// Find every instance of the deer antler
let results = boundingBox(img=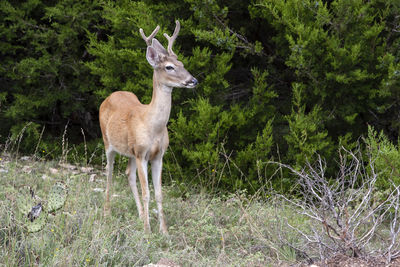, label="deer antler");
[139,25,160,46]
[163,20,180,57]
